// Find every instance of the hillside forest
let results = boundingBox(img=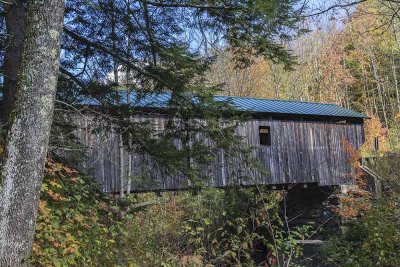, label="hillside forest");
[1,0,400,266]
[208,1,400,155]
